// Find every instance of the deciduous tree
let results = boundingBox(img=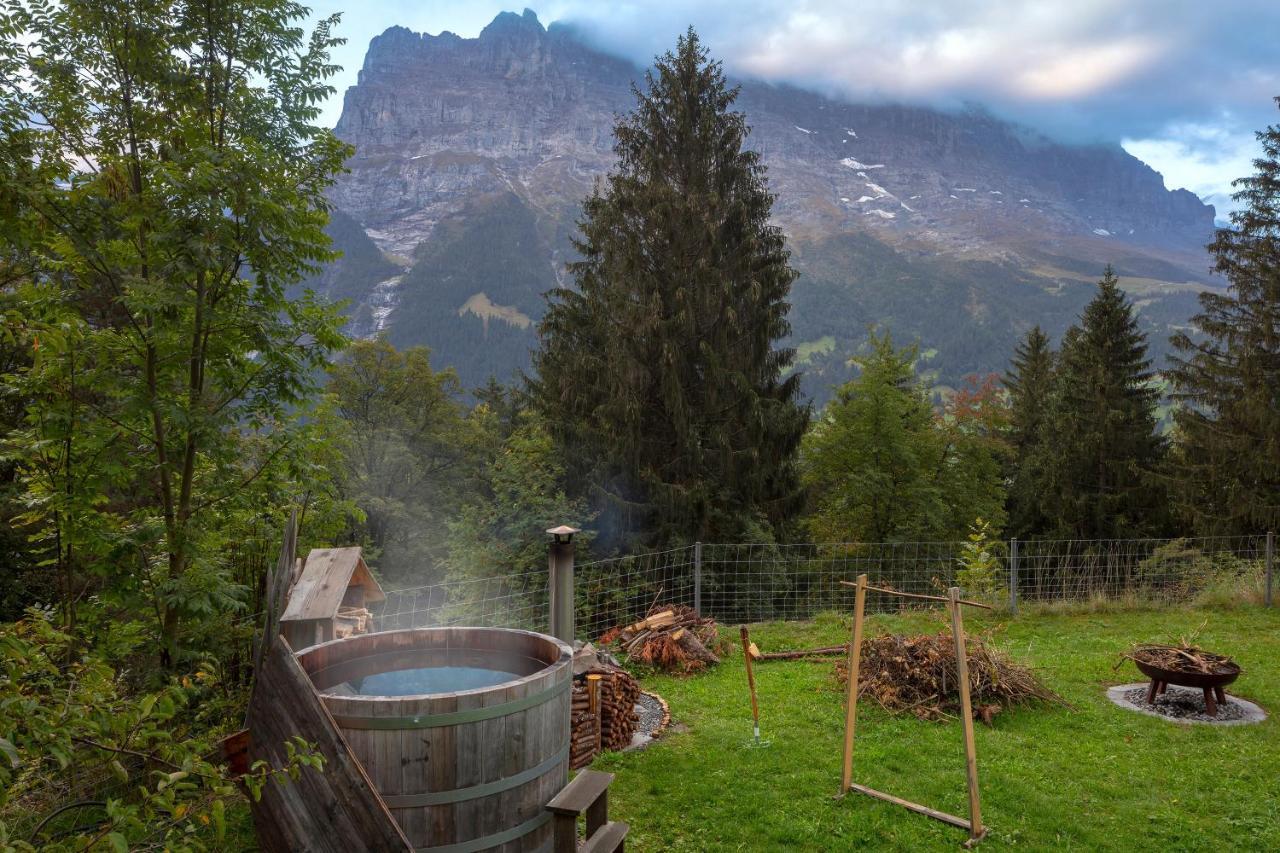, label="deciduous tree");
[0,0,349,662]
